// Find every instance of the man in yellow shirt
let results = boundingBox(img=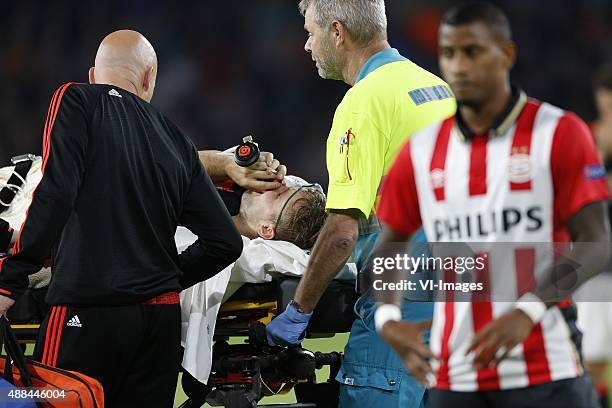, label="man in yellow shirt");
[266,1,456,406]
